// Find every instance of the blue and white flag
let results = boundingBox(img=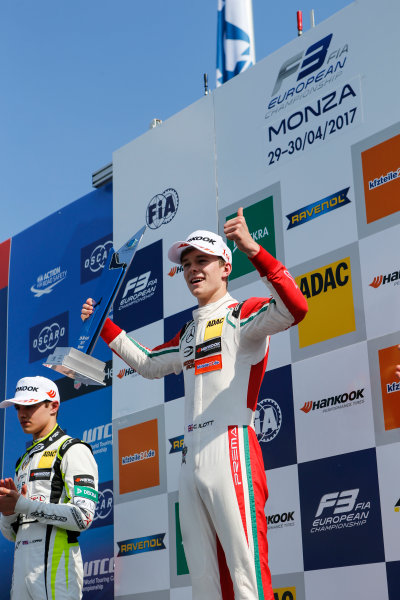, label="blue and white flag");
[216,0,256,87]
